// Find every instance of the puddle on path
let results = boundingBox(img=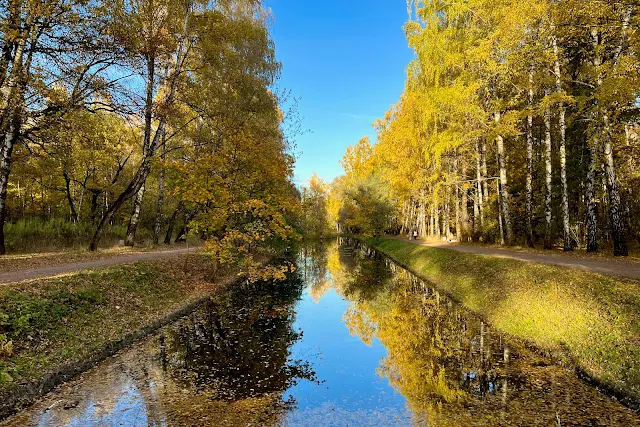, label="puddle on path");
[2,240,639,426]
